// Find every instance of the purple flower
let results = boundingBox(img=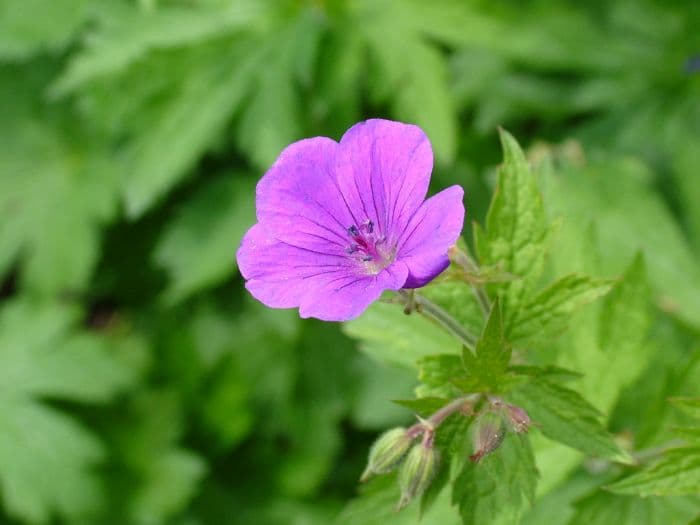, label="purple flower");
[236,119,465,321]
